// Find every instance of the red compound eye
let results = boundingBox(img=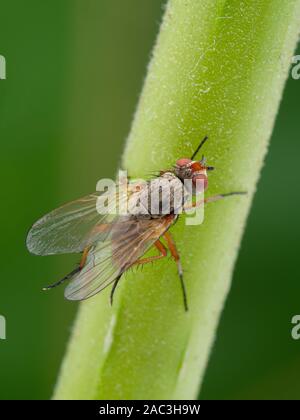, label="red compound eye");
[192,174,208,191]
[176,158,192,167]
